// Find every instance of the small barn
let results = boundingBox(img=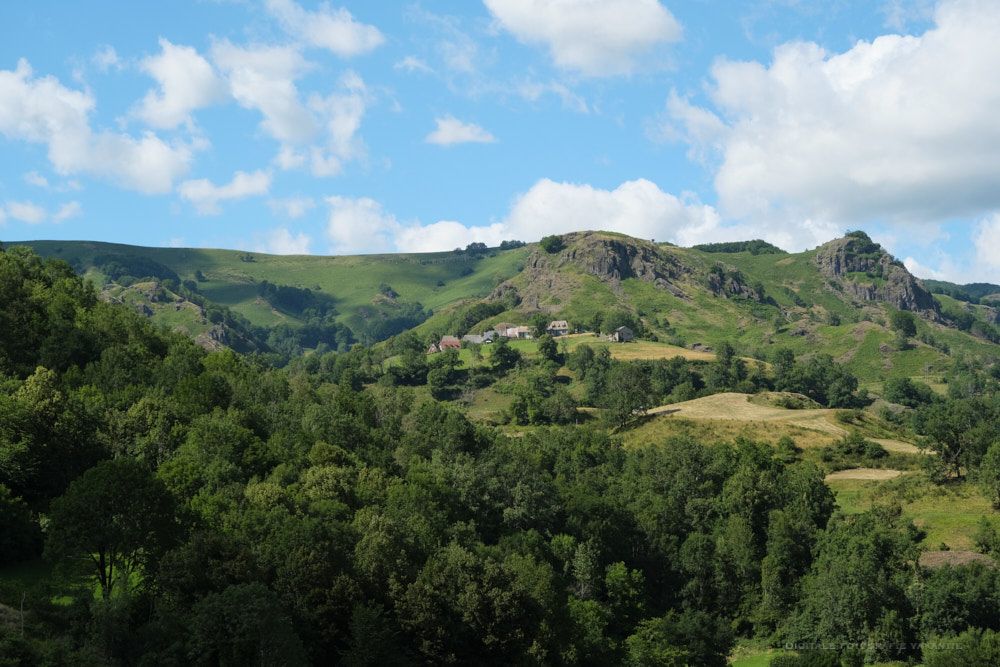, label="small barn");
[611,326,634,343]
